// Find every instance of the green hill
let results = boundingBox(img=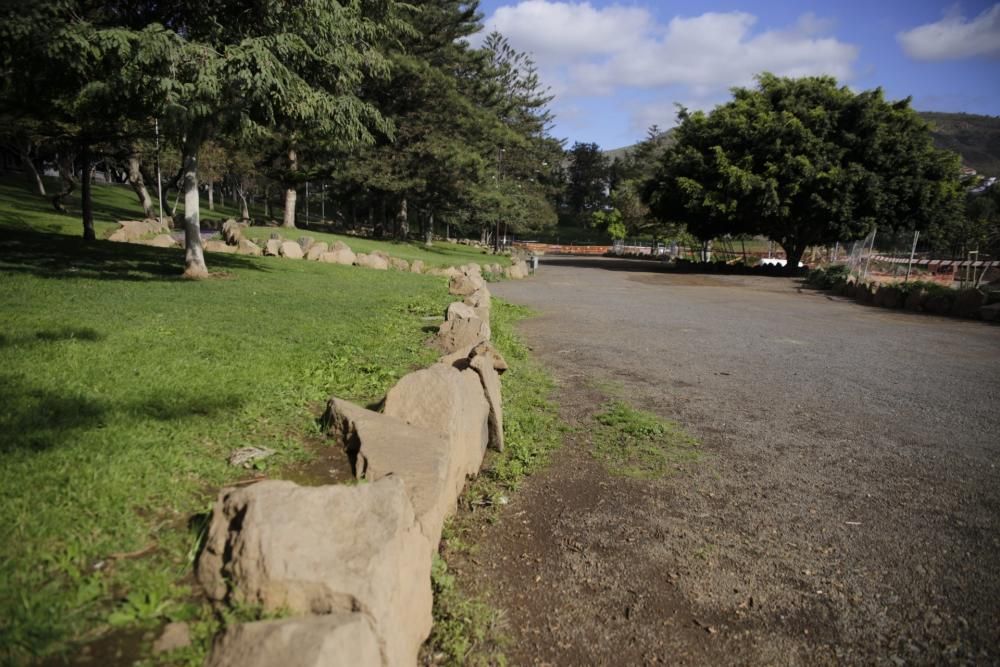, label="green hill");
[604,112,1000,176]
